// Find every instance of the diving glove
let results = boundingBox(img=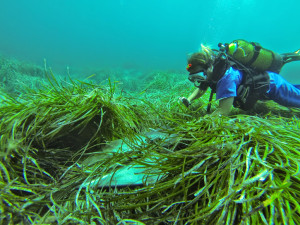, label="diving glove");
[179,97,191,107]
